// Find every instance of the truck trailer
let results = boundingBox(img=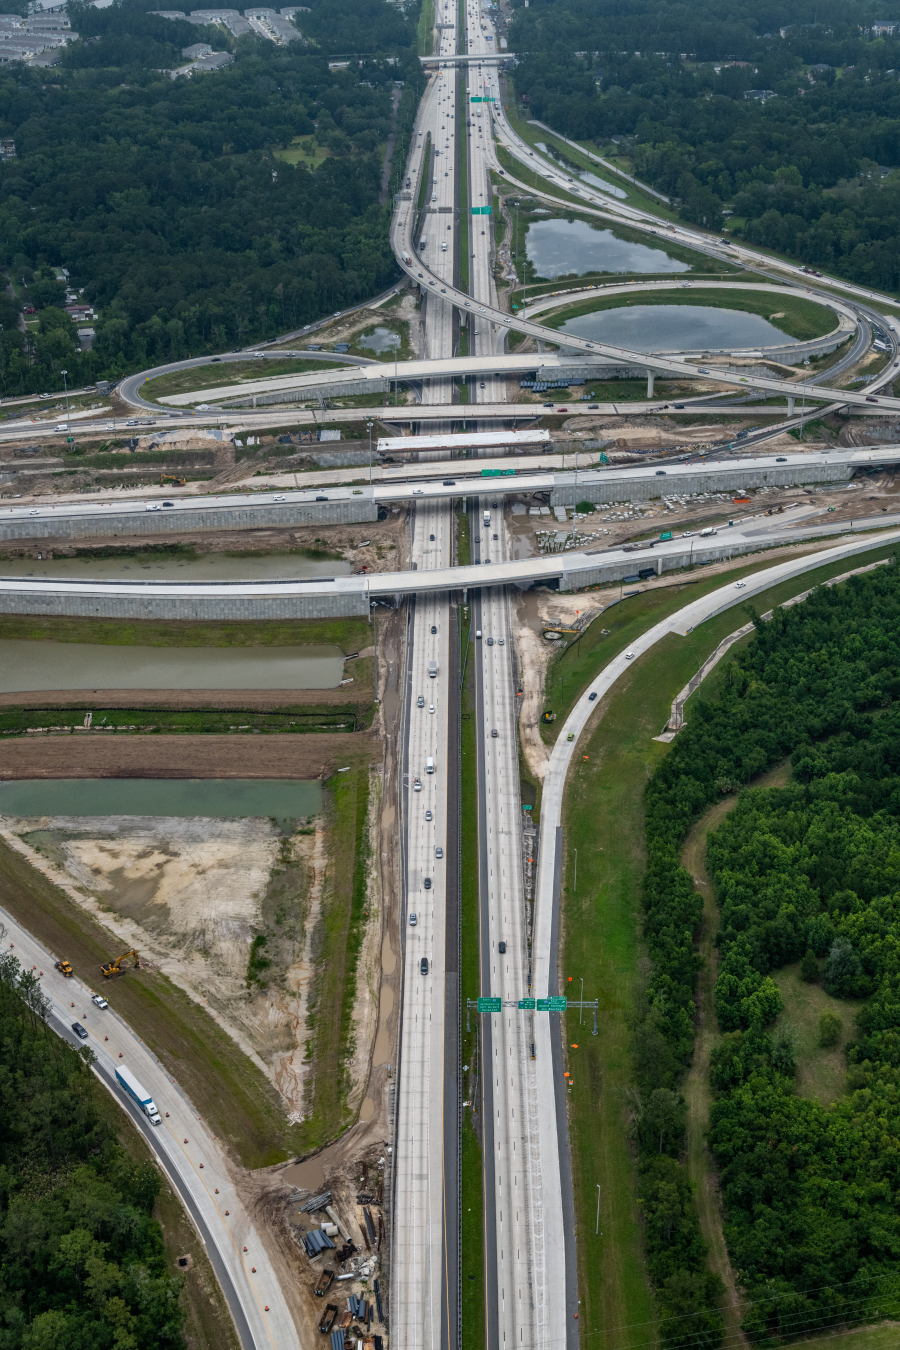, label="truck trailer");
[115,1065,162,1125]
